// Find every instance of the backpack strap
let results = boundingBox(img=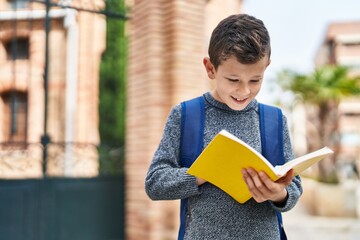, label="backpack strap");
[259,103,287,240]
[180,96,205,168]
[259,103,284,166]
[178,96,205,240]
